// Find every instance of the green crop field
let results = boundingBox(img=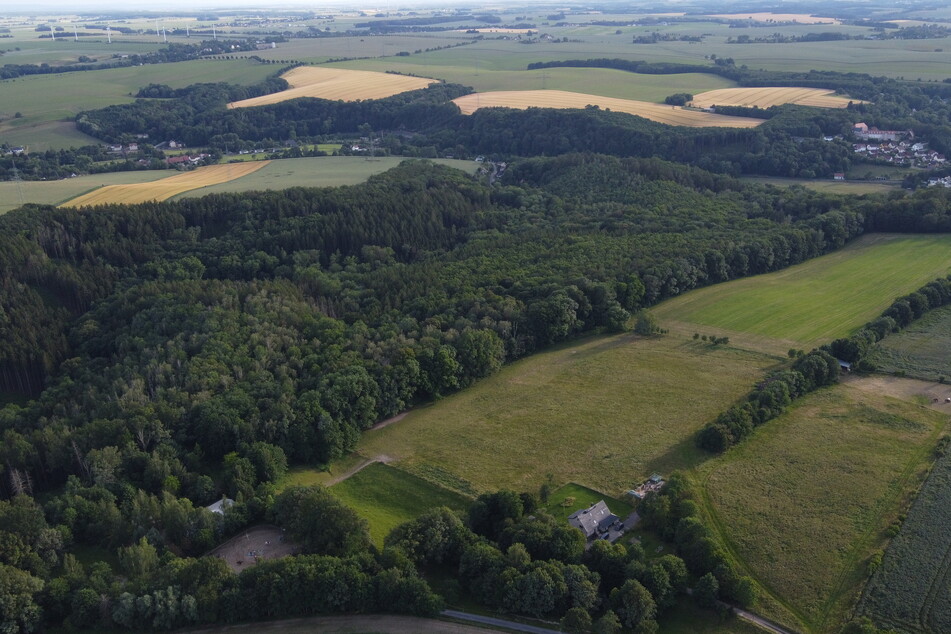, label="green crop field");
[173,157,479,197]
[0,169,175,214]
[0,121,101,152]
[354,332,777,497]
[695,382,947,633]
[857,442,951,633]
[328,462,470,547]
[866,305,951,381]
[0,59,278,147]
[653,234,951,353]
